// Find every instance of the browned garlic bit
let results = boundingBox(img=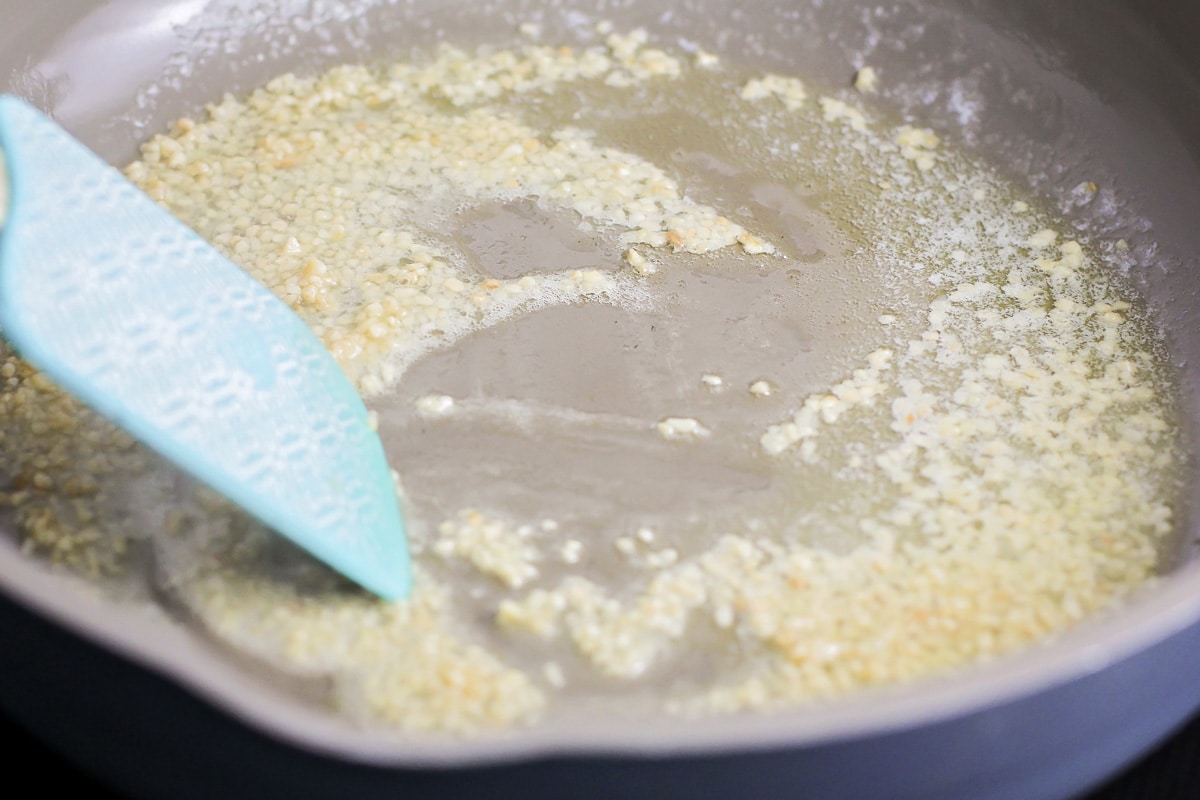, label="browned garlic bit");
[0,20,1182,734]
